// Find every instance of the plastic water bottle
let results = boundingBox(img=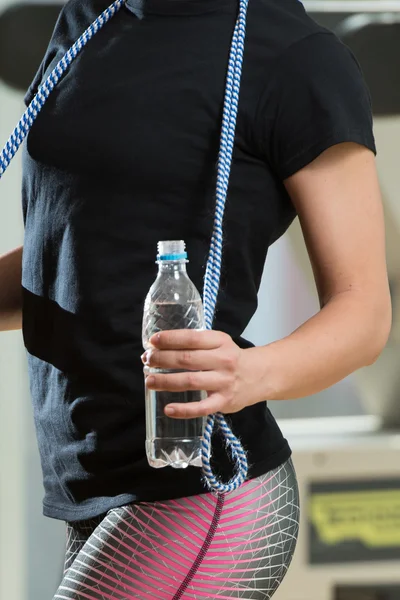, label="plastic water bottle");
[142,240,207,469]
